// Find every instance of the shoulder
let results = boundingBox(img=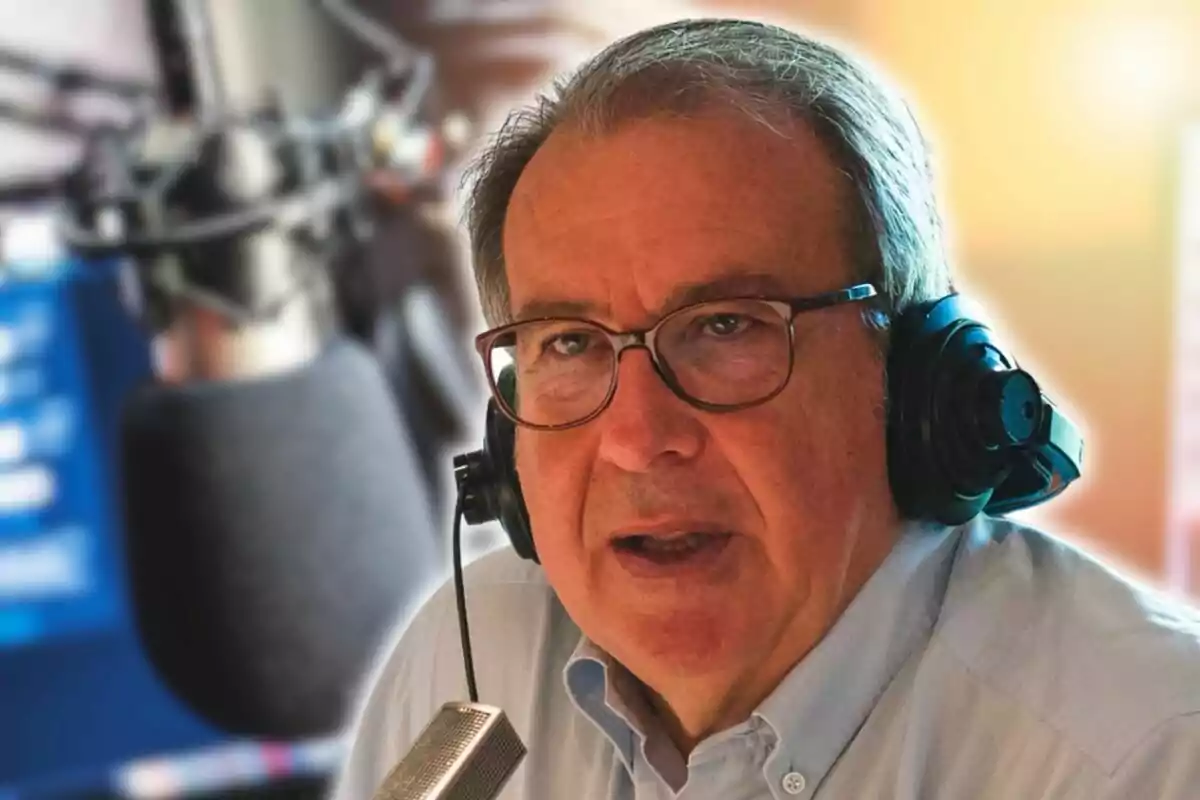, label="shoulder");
[329,546,578,799]
[933,516,1200,775]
